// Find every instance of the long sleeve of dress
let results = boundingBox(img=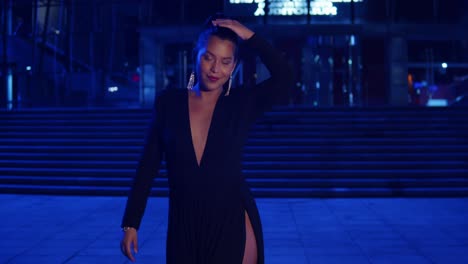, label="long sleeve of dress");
[121,93,165,230]
[244,33,294,121]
